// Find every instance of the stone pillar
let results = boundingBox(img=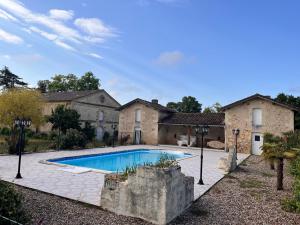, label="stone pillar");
[101,166,194,225]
